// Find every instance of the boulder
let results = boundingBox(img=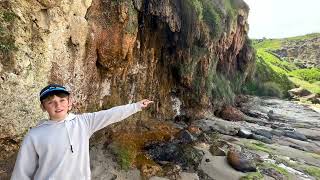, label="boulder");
[237,128,253,138]
[288,87,312,97]
[303,94,320,104]
[227,149,257,173]
[177,130,197,144]
[220,106,245,121]
[199,155,245,180]
[146,143,204,170]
